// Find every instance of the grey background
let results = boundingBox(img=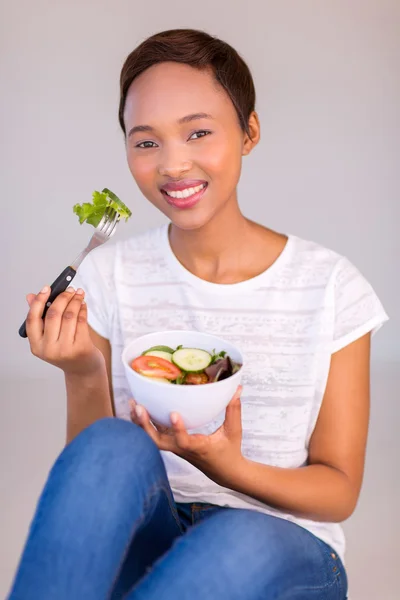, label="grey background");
[1,1,398,598]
